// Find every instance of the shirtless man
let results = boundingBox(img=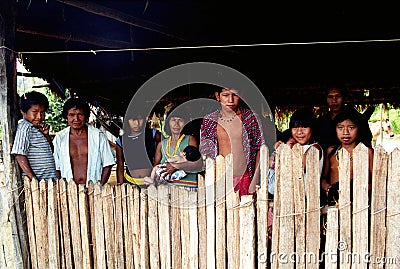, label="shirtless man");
[200,88,265,196]
[53,98,115,185]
